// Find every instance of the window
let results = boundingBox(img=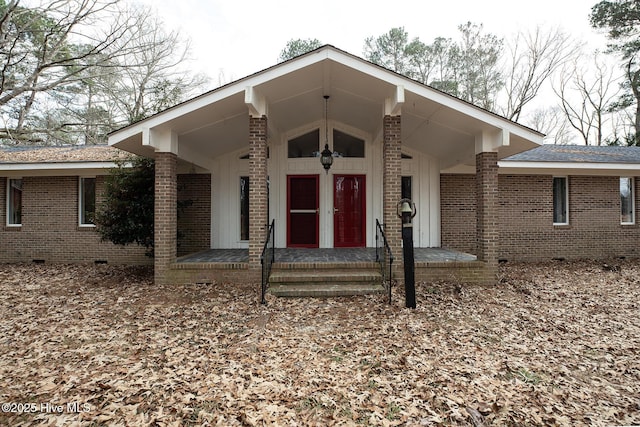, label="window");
[333,129,365,157]
[402,176,412,200]
[553,177,568,225]
[240,176,249,240]
[7,178,22,226]
[620,177,635,225]
[79,177,96,226]
[288,129,319,158]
